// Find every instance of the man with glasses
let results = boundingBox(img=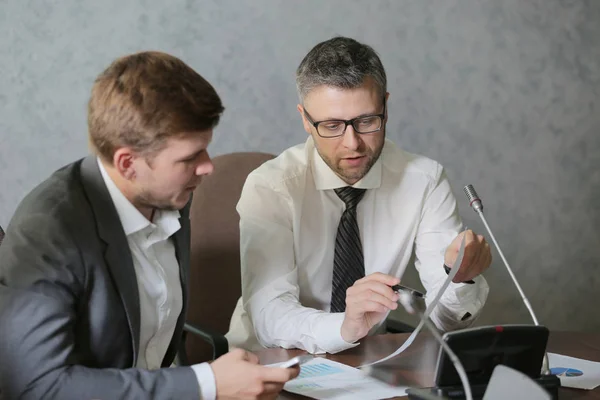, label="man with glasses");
[226,37,492,353]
